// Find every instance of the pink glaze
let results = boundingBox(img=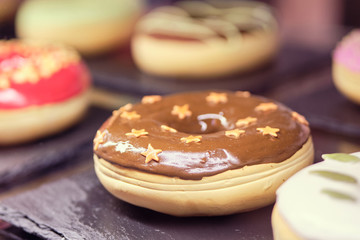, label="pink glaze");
[333,30,360,72]
[0,47,90,109]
